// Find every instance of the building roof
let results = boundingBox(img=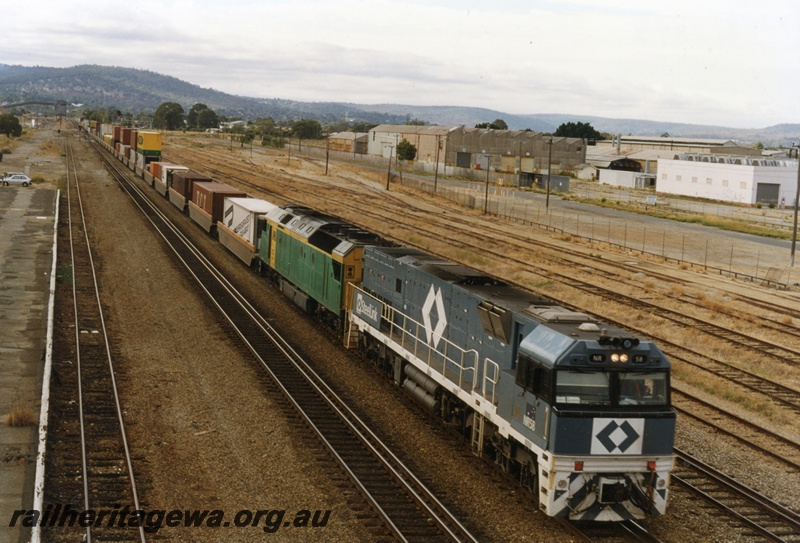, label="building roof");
[370,124,456,136]
[586,146,688,168]
[666,154,798,168]
[328,131,367,141]
[604,135,739,146]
